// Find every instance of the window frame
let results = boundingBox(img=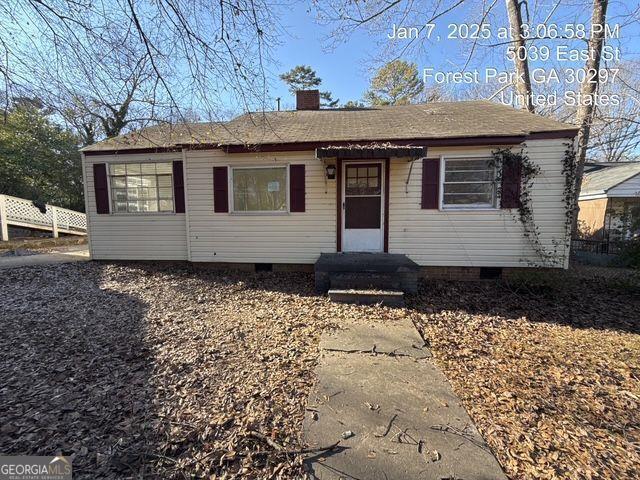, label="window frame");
[106,160,177,215]
[344,163,382,197]
[439,155,499,211]
[229,164,290,215]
